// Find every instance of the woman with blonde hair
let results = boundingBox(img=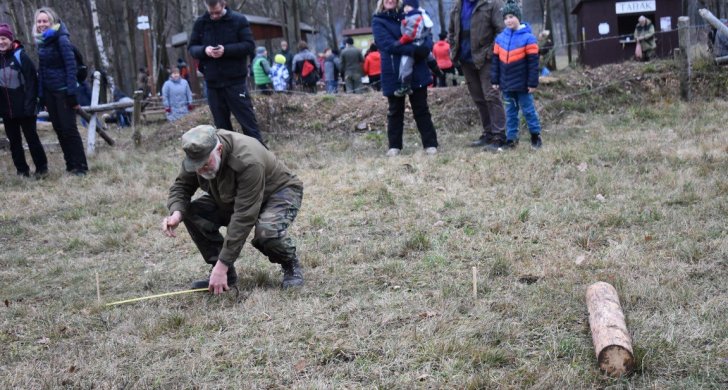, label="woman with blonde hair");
[372,0,438,157]
[34,7,88,176]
